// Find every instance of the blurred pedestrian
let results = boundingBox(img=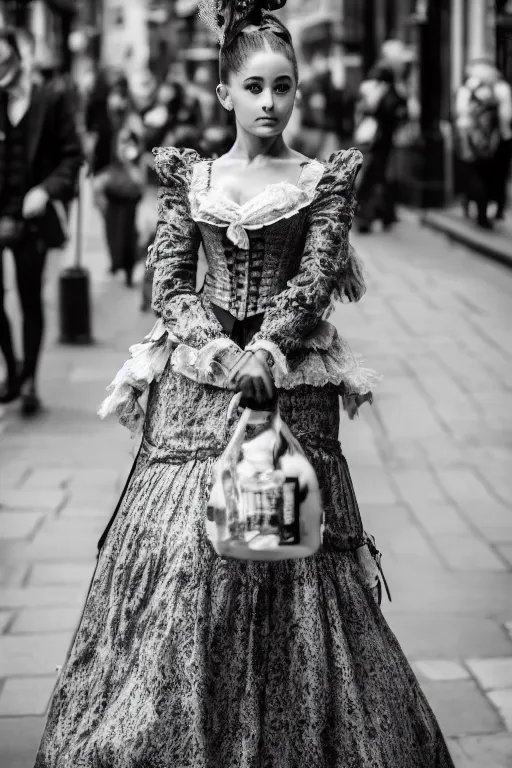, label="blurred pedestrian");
[491,70,512,220]
[144,79,202,153]
[379,40,418,225]
[454,59,501,229]
[88,73,145,286]
[0,27,82,414]
[140,77,205,312]
[354,63,407,233]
